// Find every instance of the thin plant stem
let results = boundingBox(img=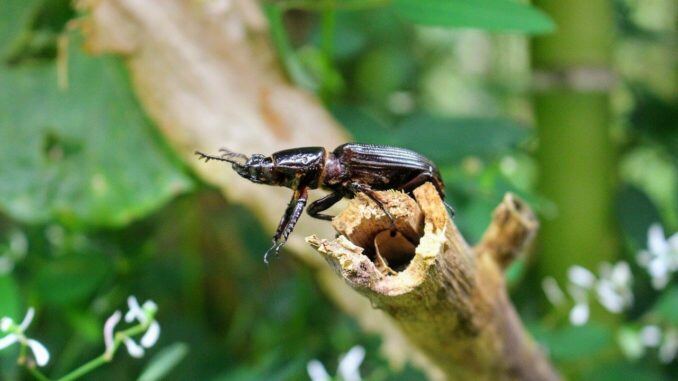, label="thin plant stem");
[22,317,155,381]
[55,323,151,381]
[27,367,50,381]
[56,355,108,381]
